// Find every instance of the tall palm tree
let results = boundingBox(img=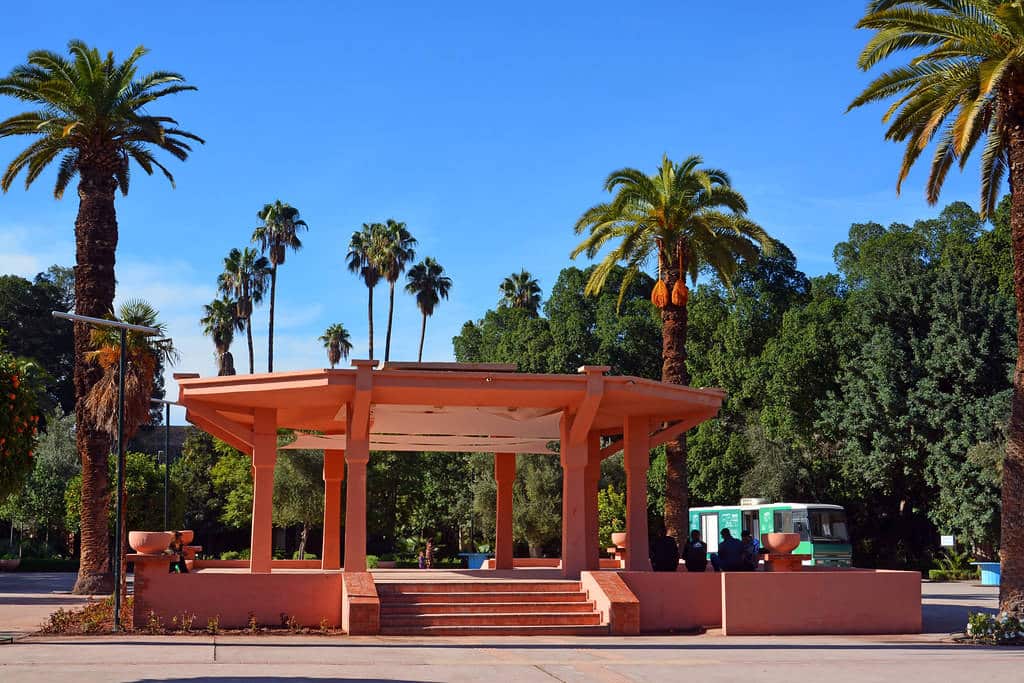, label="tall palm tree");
[571,154,773,549]
[848,0,1024,619]
[0,41,201,594]
[500,270,542,315]
[84,299,177,601]
[405,258,453,362]
[218,247,271,374]
[378,219,417,363]
[319,323,354,369]
[201,296,242,376]
[252,201,307,373]
[347,223,385,360]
